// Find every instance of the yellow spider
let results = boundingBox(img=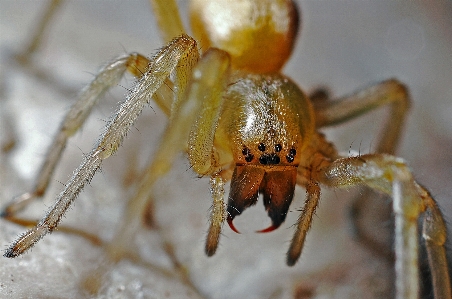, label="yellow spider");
[1,1,450,298]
